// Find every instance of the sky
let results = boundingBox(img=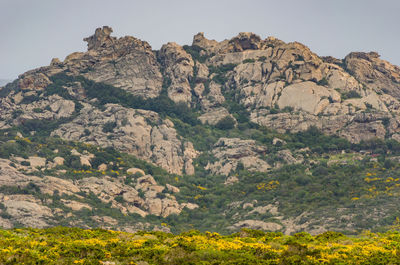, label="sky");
[1,0,399,80]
